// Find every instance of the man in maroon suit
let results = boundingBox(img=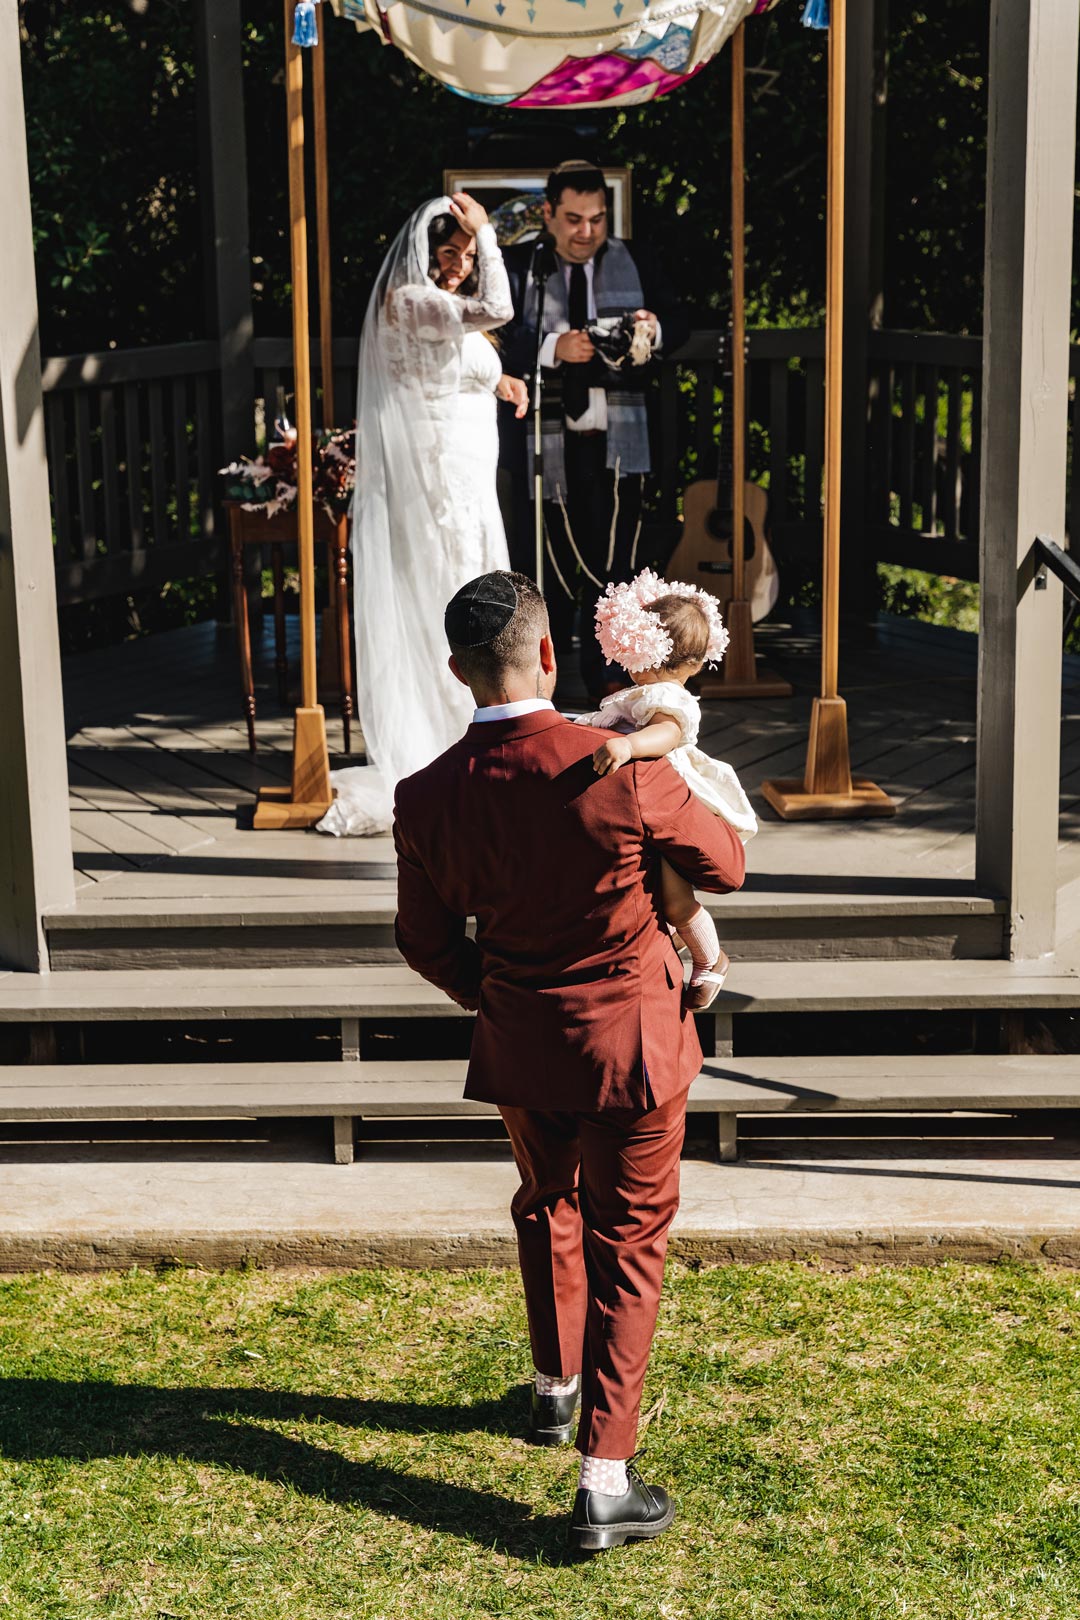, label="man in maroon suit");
[394,570,745,1551]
